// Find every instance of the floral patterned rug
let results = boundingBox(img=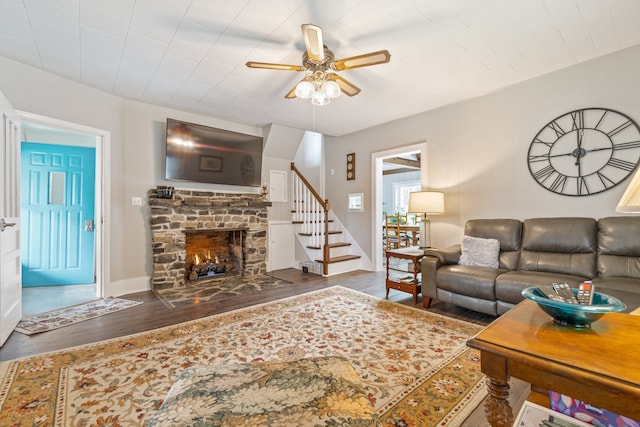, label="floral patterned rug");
[0,286,486,426]
[15,297,142,335]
